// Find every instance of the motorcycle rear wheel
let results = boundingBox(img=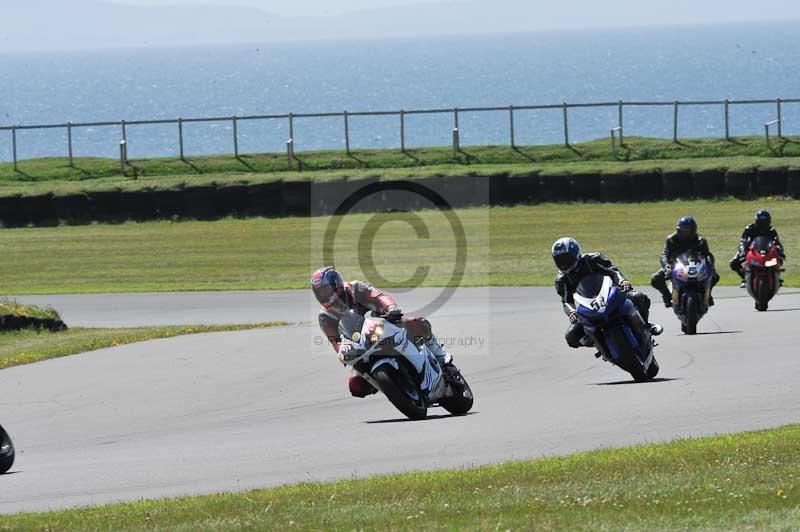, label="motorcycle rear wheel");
[0,425,14,475]
[372,366,428,421]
